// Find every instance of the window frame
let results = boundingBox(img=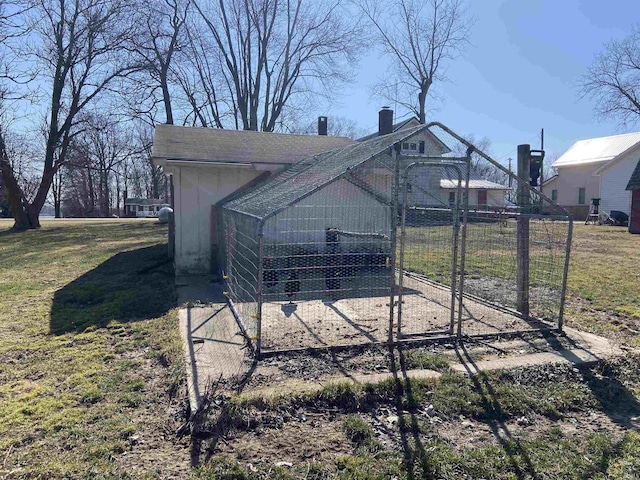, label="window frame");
[578,187,586,205]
